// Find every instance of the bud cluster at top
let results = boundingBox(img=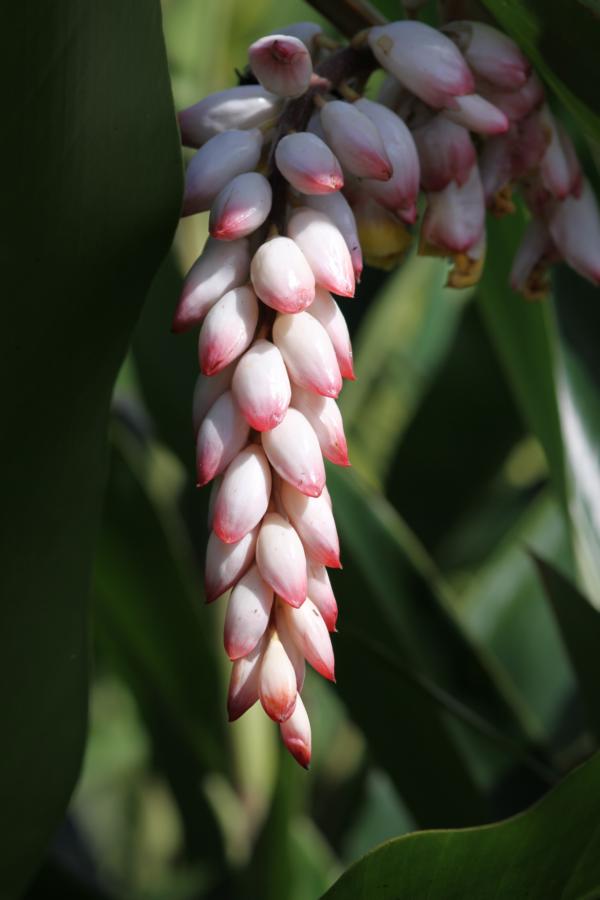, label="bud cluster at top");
[173,14,600,768]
